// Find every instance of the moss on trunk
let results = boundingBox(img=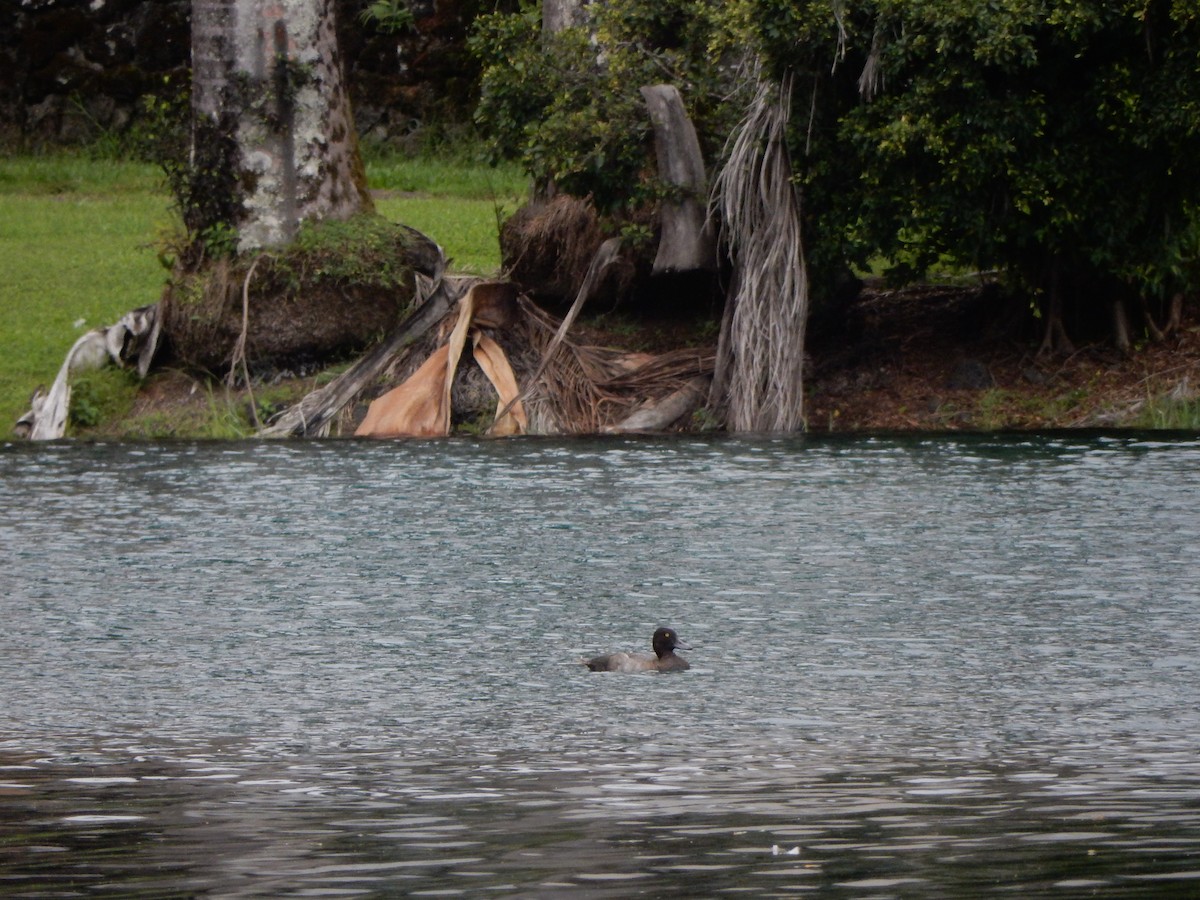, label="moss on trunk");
[161,214,441,374]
